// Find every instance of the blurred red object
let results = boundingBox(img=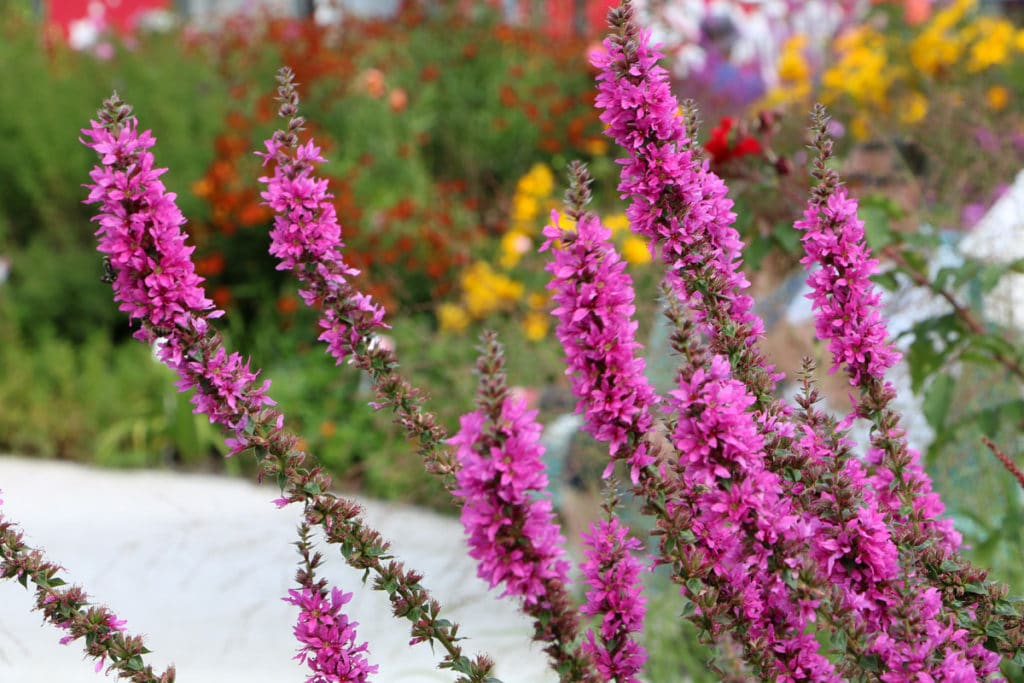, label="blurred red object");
[705,116,762,163]
[46,0,170,42]
[508,0,618,38]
